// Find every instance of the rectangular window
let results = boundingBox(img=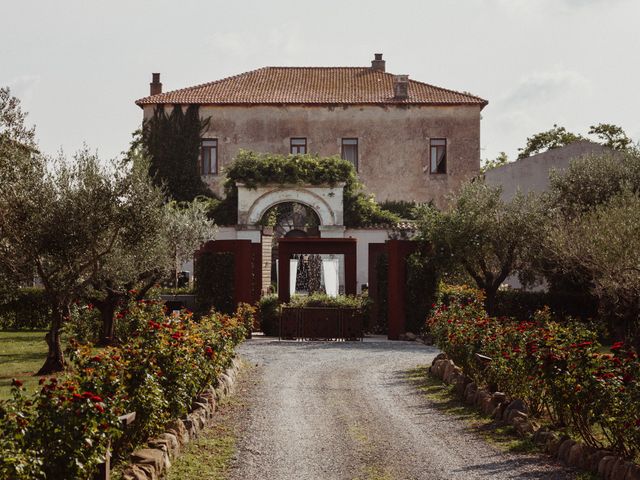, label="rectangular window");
[341,138,358,171]
[290,137,307,154]
[430,138,447,174]
[200,139,218,175]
